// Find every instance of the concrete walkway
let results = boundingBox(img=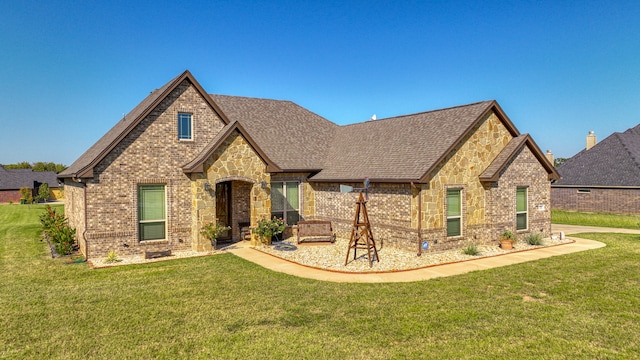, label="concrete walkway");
[226,234,607,283]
